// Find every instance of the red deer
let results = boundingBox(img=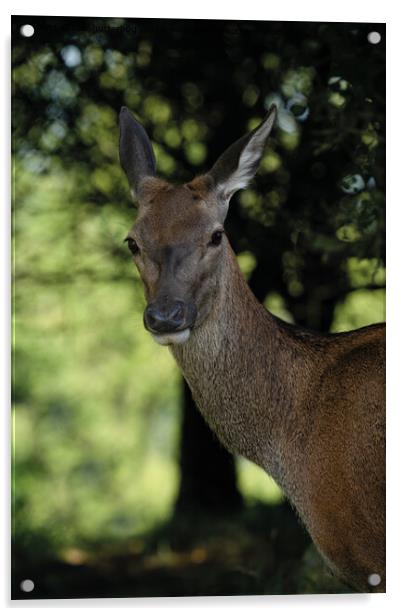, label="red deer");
[119,105,385,592]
